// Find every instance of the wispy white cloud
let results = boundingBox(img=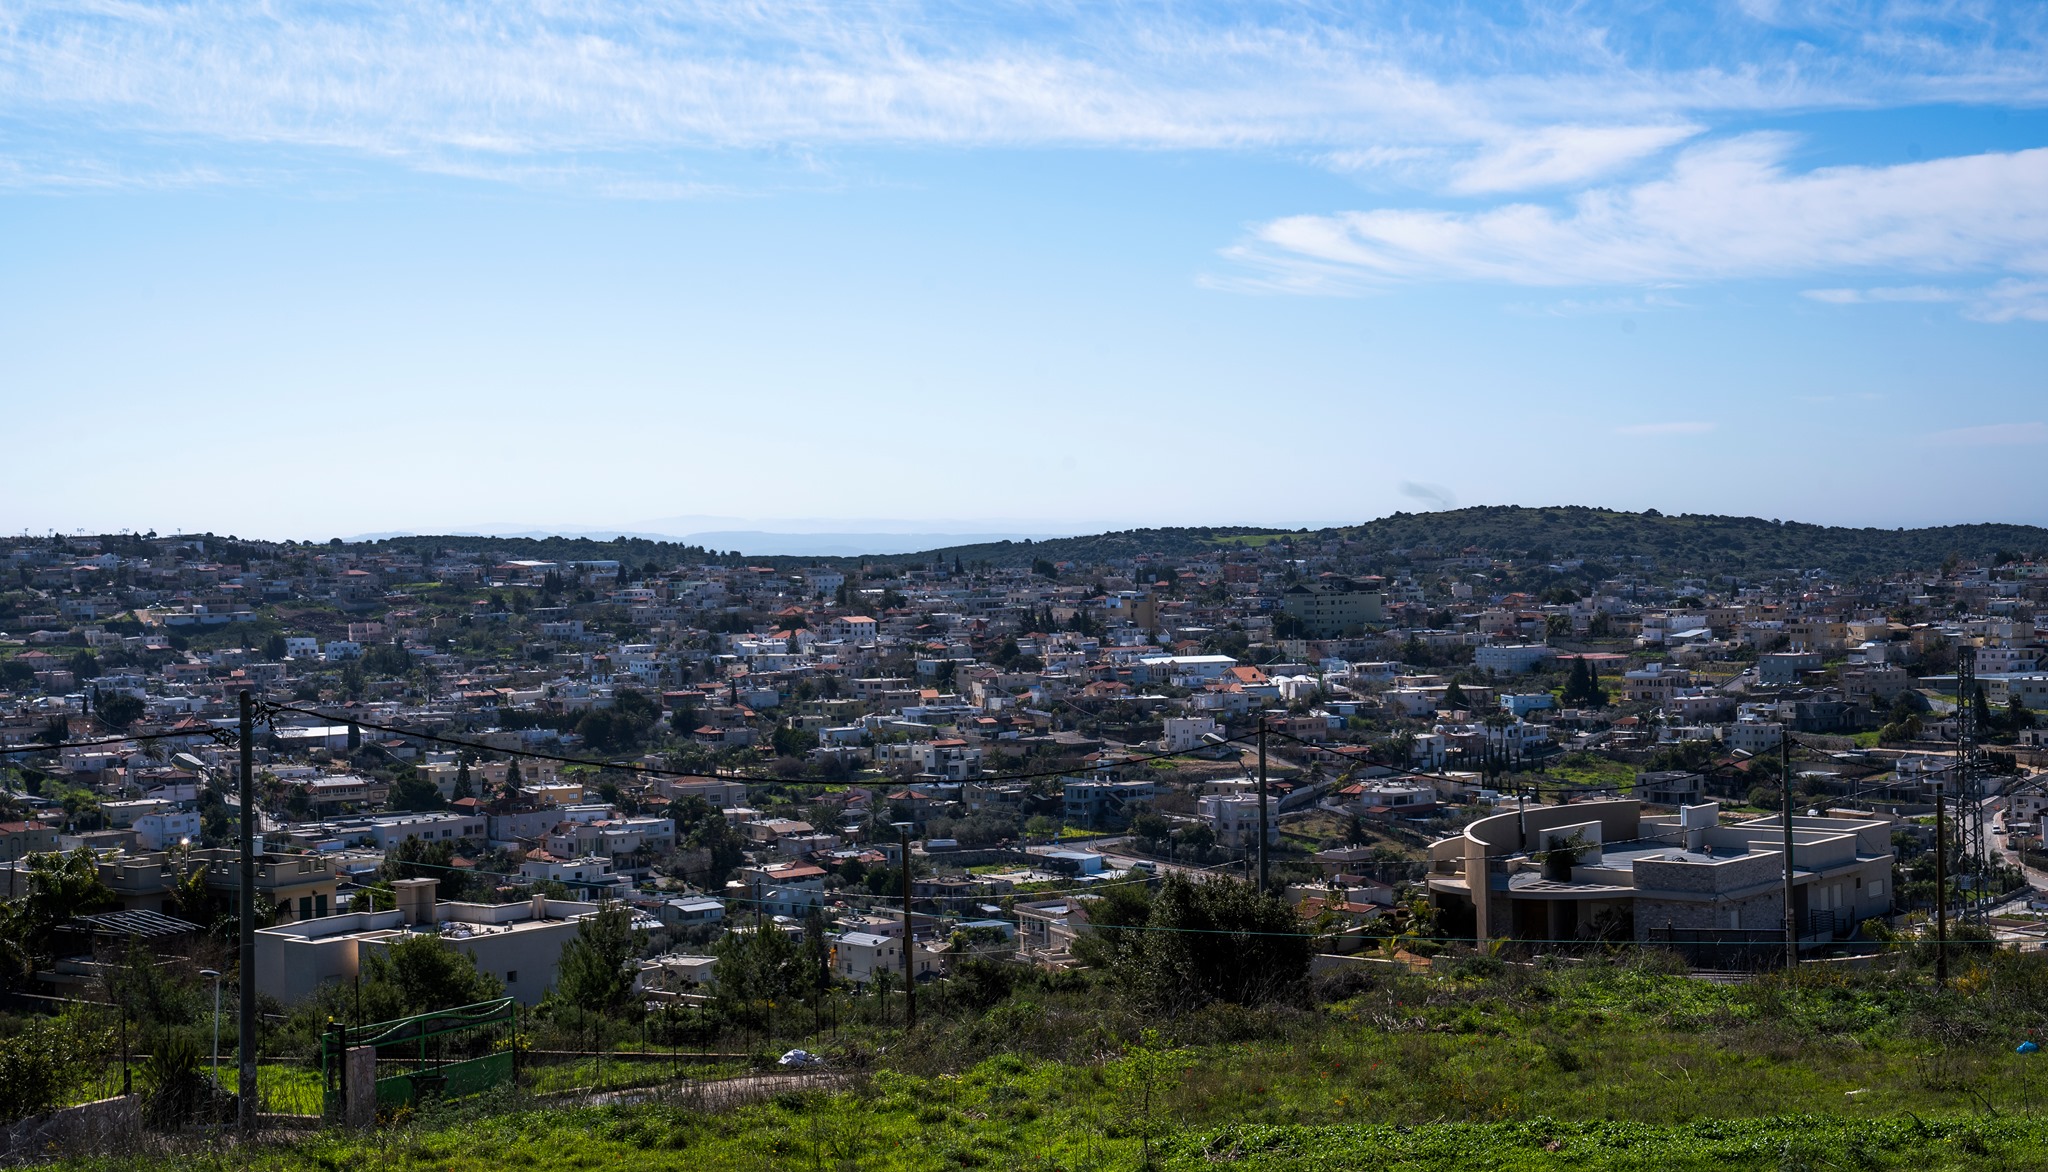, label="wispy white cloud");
[0,2,2045,192]
[1615,421,1716,436]
[1801,286,1965,304]
[1449,123,1702,194]
[1227,137,2048,297]
[1507,291,1689,316]
[1804,280,2048,321]
[1924,421,2048,446]
[1317,146,1445,176]
[0,6,1490,159]
[1965,280,2048,323]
